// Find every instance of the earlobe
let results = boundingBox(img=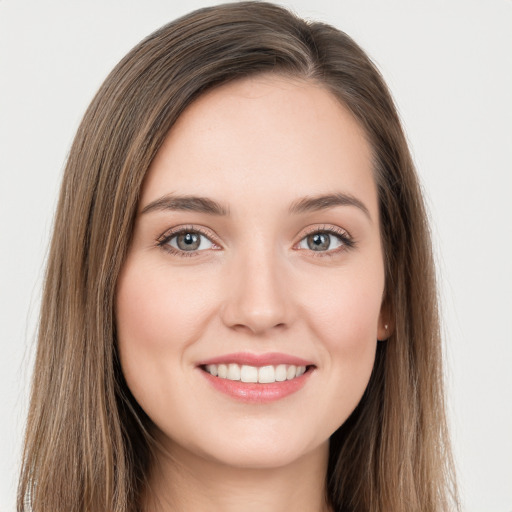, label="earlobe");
[377,322,390,342]
[377,302,394,341]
